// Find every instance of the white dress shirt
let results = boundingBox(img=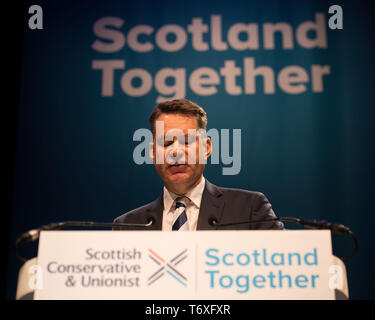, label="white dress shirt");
[162,177,206,231]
